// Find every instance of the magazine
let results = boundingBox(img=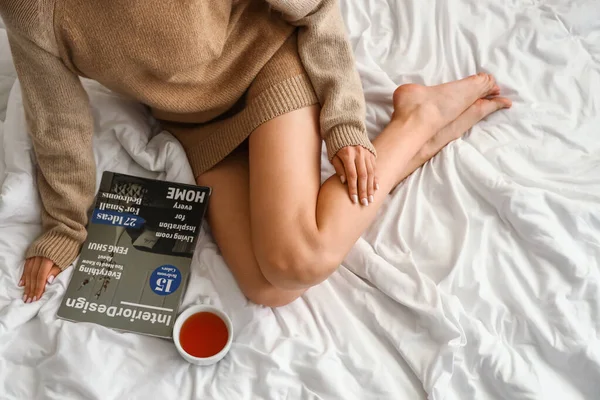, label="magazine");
[56,171,211,339]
